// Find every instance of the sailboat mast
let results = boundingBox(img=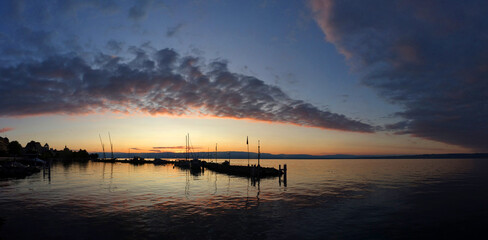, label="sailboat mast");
[215,143,218,163]
[99,134,106,160]
[247,136,249,166]
[257,140,260,167]
[188,133,193,159]
[108,132,114,159]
